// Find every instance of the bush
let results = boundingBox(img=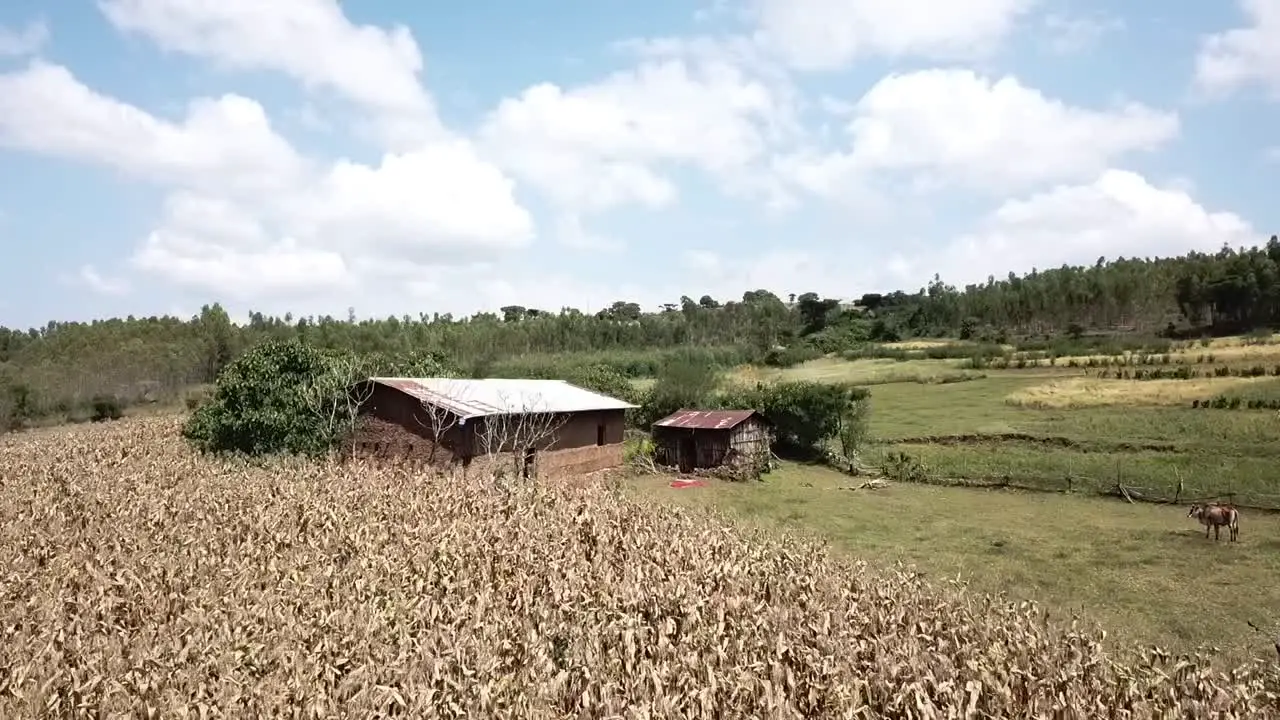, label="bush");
[182,386,214,411]
[183,340,340,456]
[762,345,823,368]
[757,381,869,459]
[568,364,640,404]
[636,352,721,427]
[89,395,123,422]
[713,380,870,461]
[184,341,456,456]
